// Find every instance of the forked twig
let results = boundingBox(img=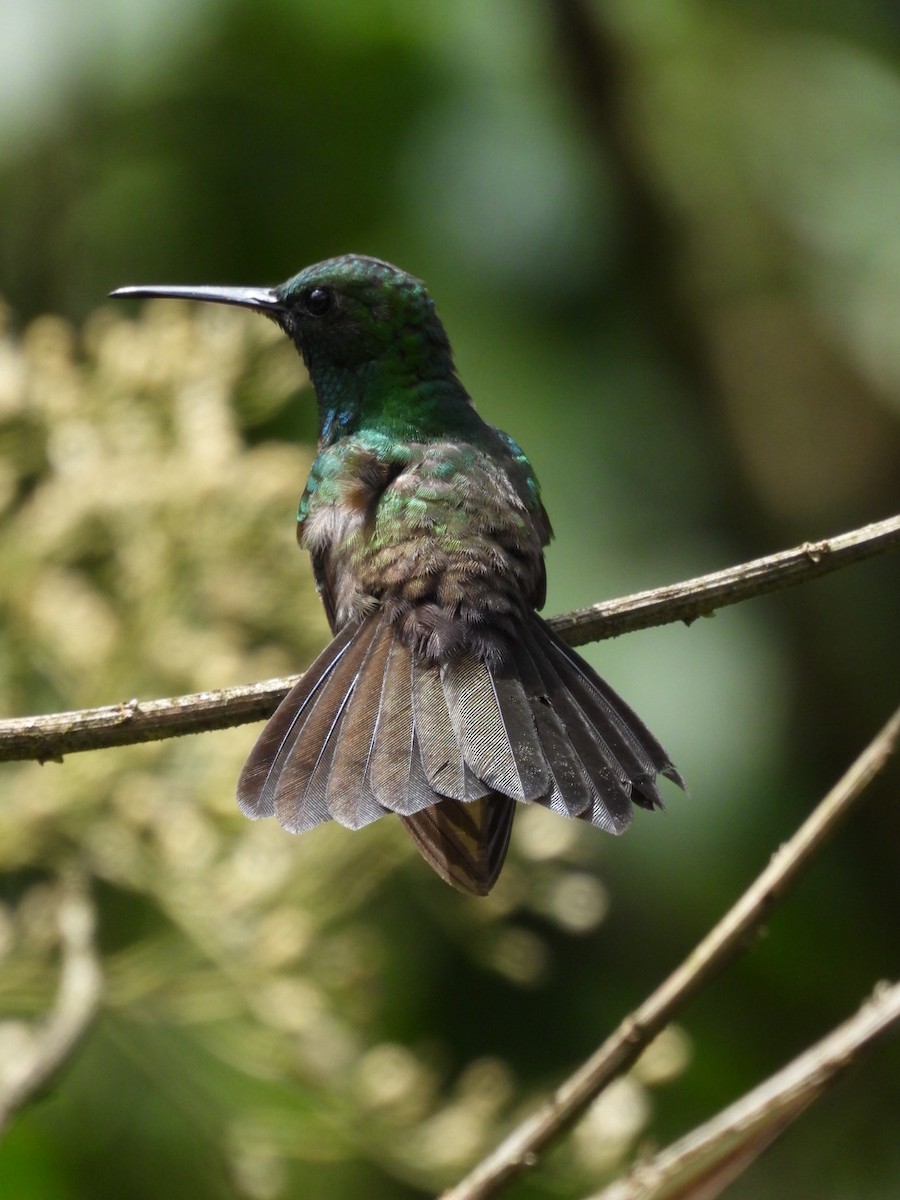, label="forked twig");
[439,708,900,1200]
[587,981,900,1200]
